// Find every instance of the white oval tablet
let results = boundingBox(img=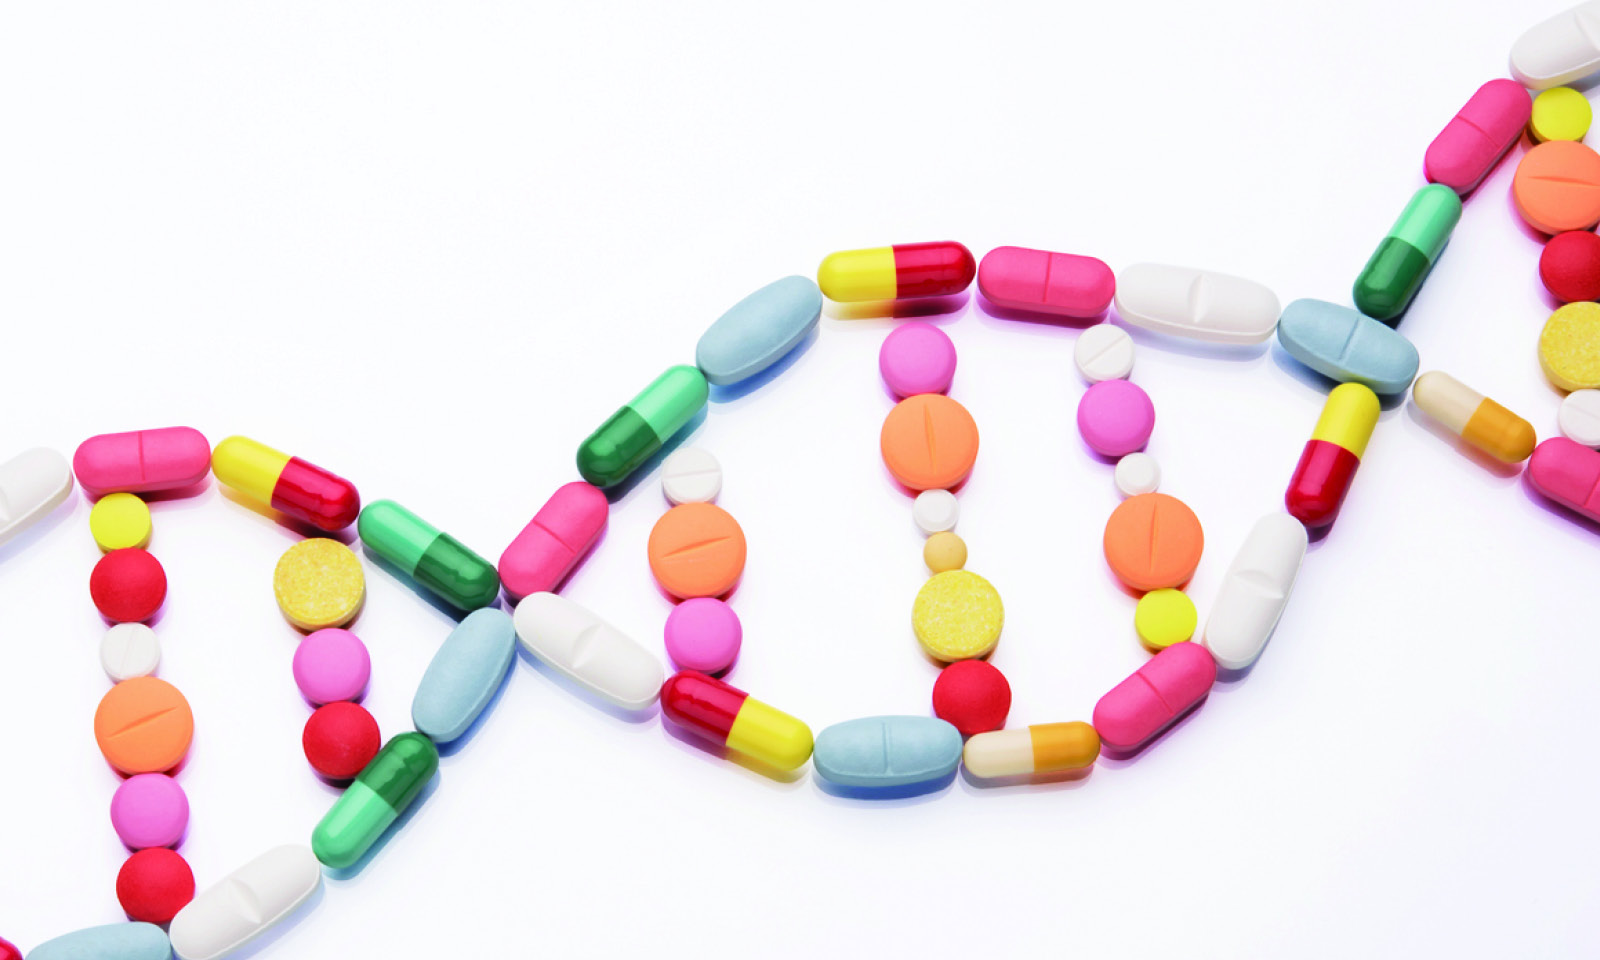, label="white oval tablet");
[1202,512,1308,671]
[1558,388,1600,447]
[513,592,664,710]
[1113,453,1161,497]
[661,447,722,505]
[168,844,321,960]
[101,623,161,681]
[1512,1,1600,90]
[0,447,73,548]
[912,489,959,534]
[1073,323,1135,382]
[1113,264,1281,344]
